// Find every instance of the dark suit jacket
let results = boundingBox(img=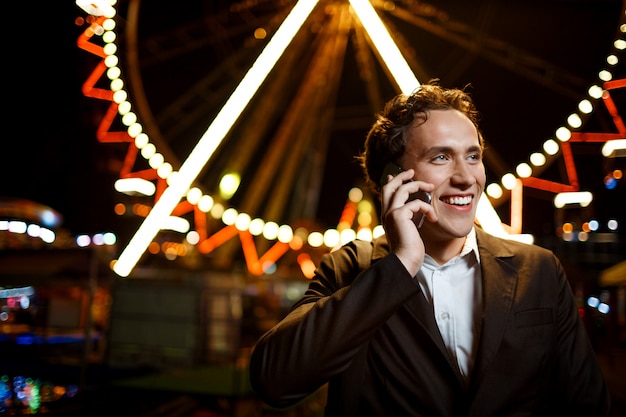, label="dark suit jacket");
[249,228,611,416]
